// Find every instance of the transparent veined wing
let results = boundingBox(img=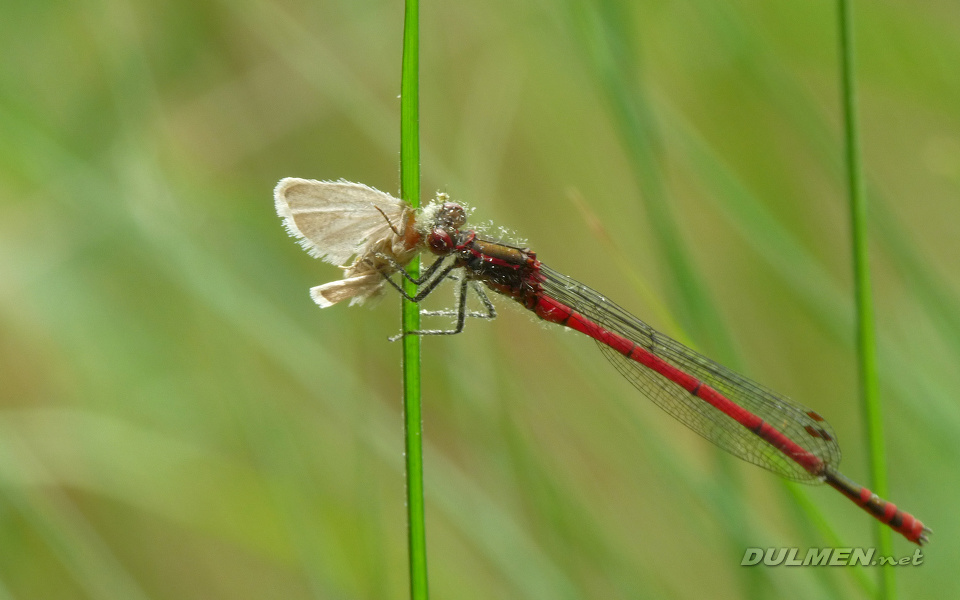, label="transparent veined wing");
[539,264,840,482]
